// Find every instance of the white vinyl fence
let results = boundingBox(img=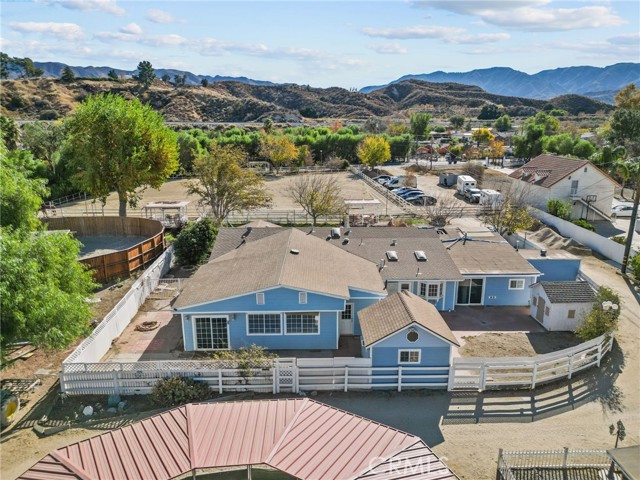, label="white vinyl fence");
[498,448,612,480]
[63,247,175,365]
[532,208,625,263]
[448,333,613,391]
